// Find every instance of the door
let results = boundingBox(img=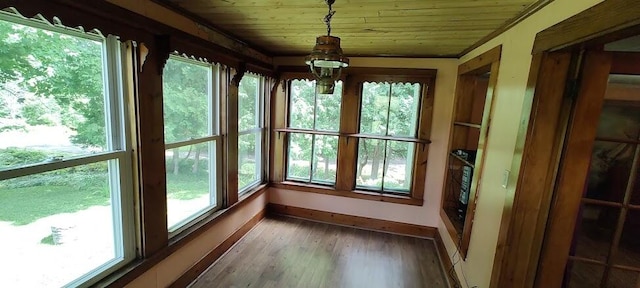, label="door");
[536,49,640,287]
